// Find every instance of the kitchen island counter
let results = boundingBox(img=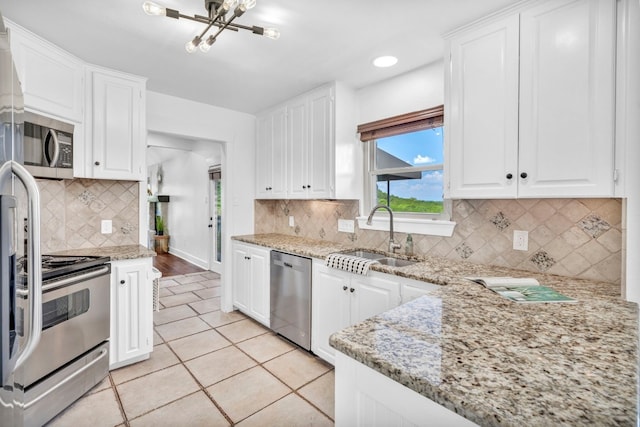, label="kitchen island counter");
[234,233,638,425]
